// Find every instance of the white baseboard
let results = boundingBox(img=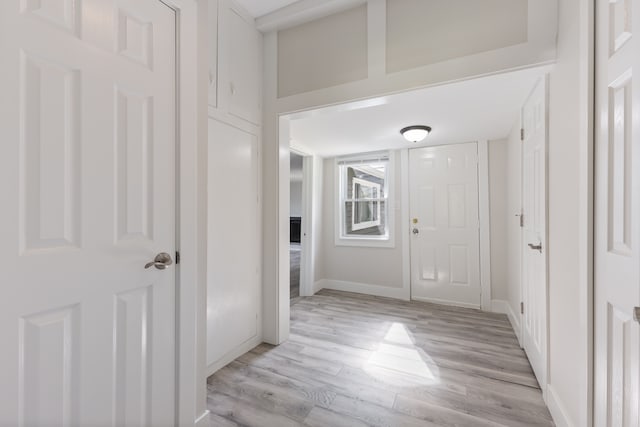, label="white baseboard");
[313,279,324,294]
[206,334,262,377]
[546,384,574,427]
[195,410,210,427]
[491,299,522,345]
[316,279,410,300]
[411,295,480,309]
